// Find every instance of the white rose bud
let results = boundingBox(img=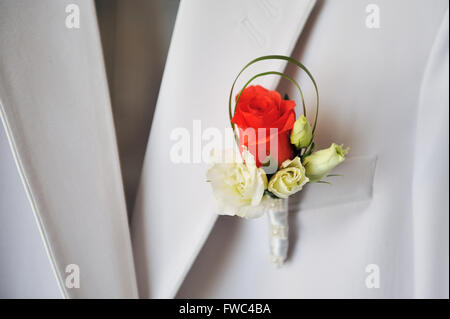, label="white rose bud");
[268,157,309,199]
[290,115,313,149]
[303,143,349,182]
[207,148,268,219]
